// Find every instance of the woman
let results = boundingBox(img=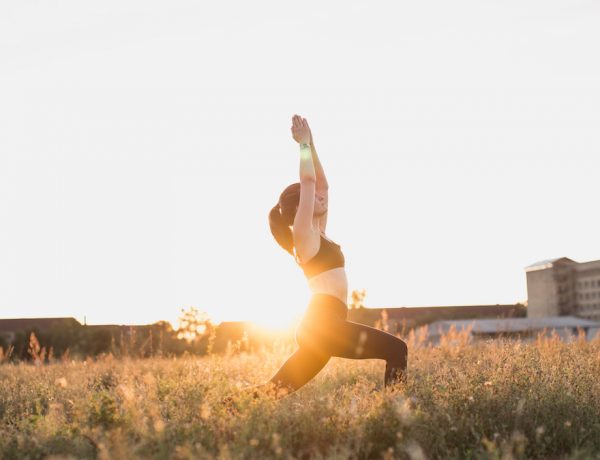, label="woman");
[254,115,408,399]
